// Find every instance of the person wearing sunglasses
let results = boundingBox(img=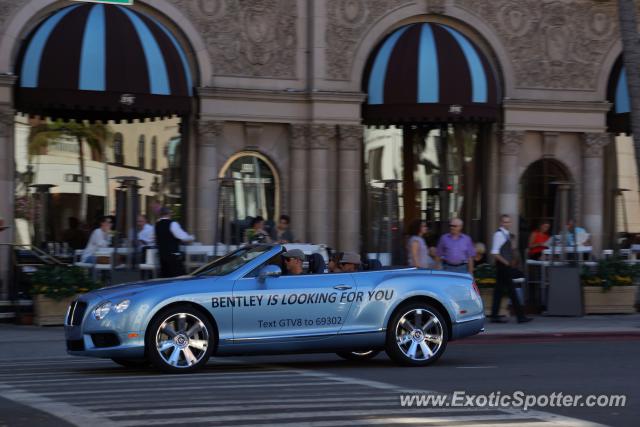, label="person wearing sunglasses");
[435,218,475,274]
